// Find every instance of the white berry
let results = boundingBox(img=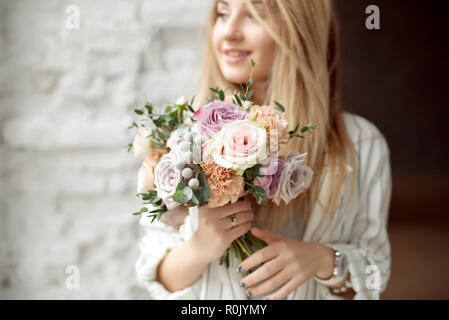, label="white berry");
[182,167,193,179]
[188,178,200,189]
